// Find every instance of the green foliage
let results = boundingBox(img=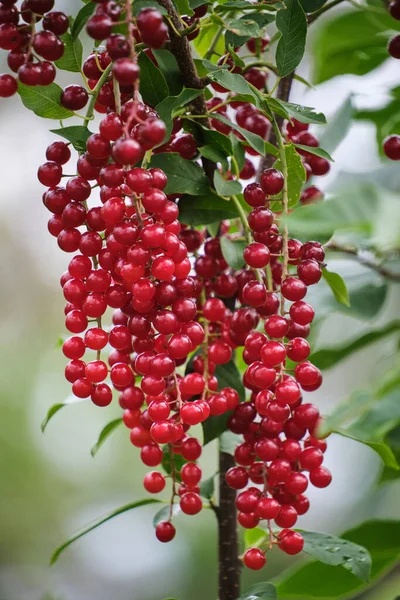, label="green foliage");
[220,237,246,270]
[71,1,96,39]
[156,88,203,141]
[199,475,215,499]
[244,526,266,550]
[41,396,87,432]
[132,0,168,15]
[207,69,261,107]
[276,0,307,77]
[18,83,74,120]
[212,114,266,155]
[274,142,306,208]
[173,0,194,16]
[162,445,185,479]
[138,51,169,107]
[214,171,242,196]
[267,98,326,124]
[153,503,181,527]
[225,13,275,49]
[49,125,92,152]
[90,419,123,457]
[354,86,400,156]
[240,582,277,600]
[178,194,240,225]
[276,520,400,599]
[194,22,225,60]
[300,0,327,12]
[51,499,161,564]
[293,144,334,162]
[153,50,184,96]
[55,32,83,73]
[149,153,210,195]
[321,268,350,307]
